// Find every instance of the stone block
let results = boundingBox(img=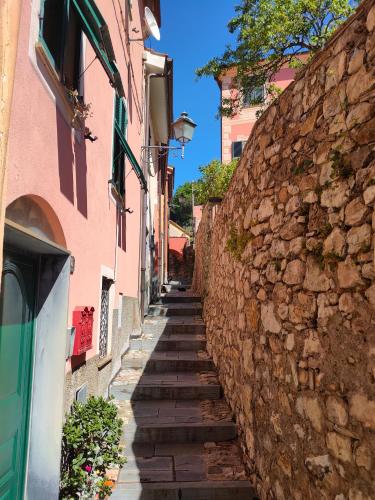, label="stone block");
[326,432,352,463]
[283,259,306,285]
[261,302,281,333]
[349,393,375,430]
[304,256,330,292]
